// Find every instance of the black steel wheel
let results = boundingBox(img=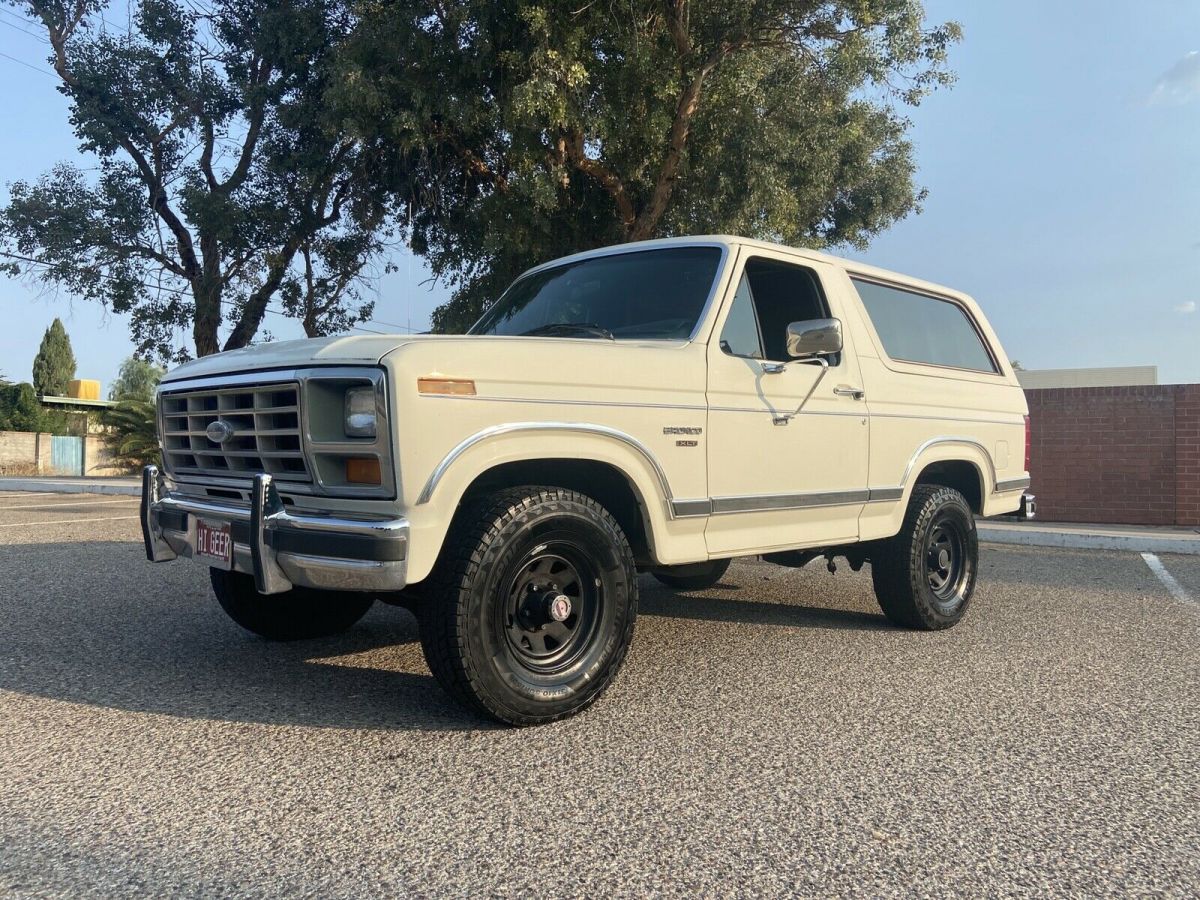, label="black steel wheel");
[418,486,638,725]
[871,484,978,630]
[502,548,603,673]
